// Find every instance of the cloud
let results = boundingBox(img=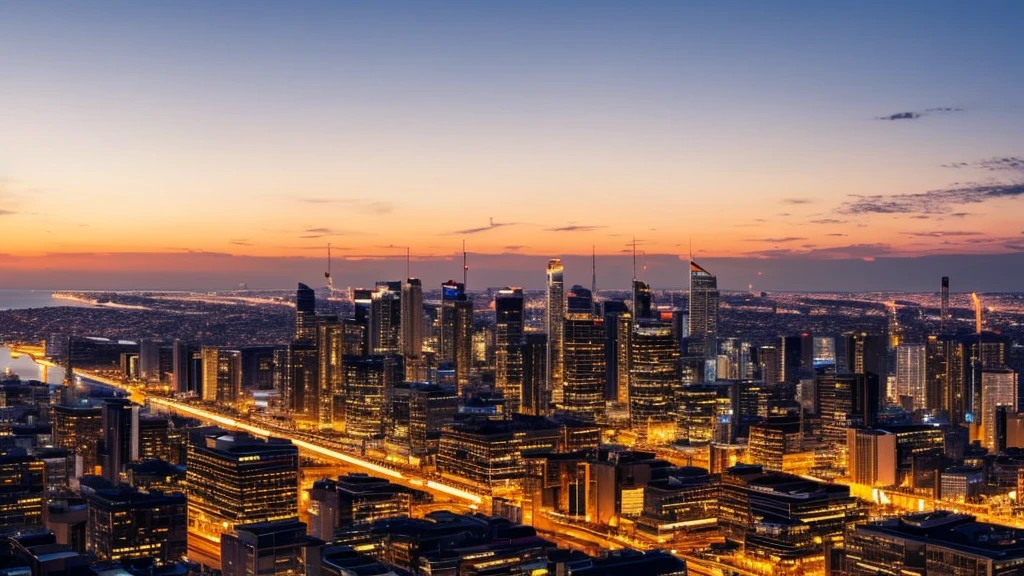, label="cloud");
[827,233,848,237]
[0,209,16,216]
[943,156,1024,172]
[448,218,525,235]
[809,218,847,225]
[781,198,813,205]
[901,231,982,238]
[877,107,963,121]
[545,224,607,232]
[296,196,394,215]
[503,245,526,252]
[745,237,807,243]
[229,239,253,246]
[878,112,921,121]
[838,181,1024,215]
